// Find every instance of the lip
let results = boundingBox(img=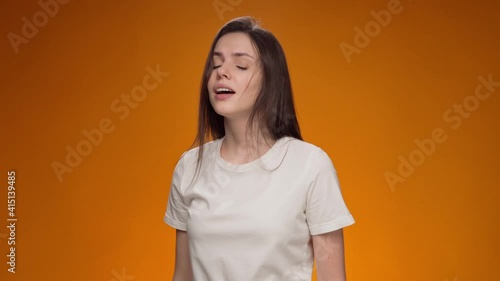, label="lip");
[214,83,235,93]
[214,93,234,100]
